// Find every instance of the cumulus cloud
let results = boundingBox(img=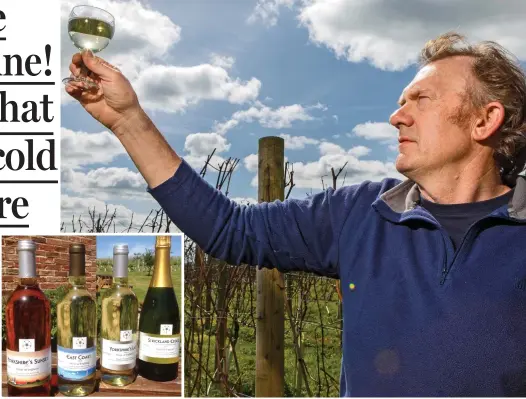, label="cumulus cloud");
[231,197,258,205]
[210,53,235,69]
[351,122,398,142]
[61,194,180,233]
[62,0,261,111]
[290,141,403,189]
[183,154,228,170]
[62,166,148,201]
[61,128,126,168]
[348,145,372,158]
[244,153,259,173]
[214,103,325,135]
[185,133,231,157]
[61,0,180,94]
[280,134,320,149]
[247,0,296,27]
[249,0,526,71]
[134,64,261,113]
[245,141,402,190]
